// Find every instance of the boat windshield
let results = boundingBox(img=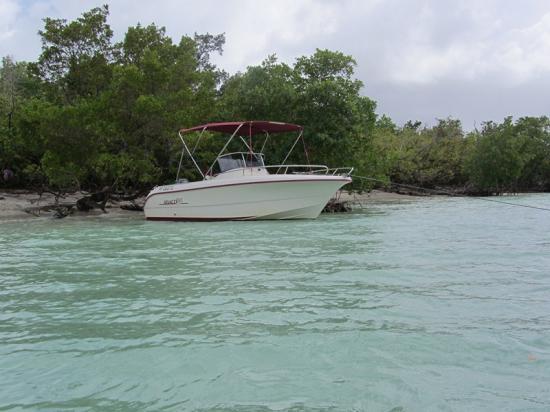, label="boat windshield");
[217,152,265,173]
